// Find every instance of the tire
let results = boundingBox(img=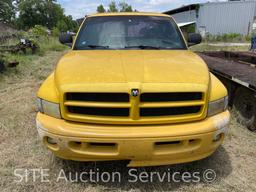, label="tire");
[233,87,256,131]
